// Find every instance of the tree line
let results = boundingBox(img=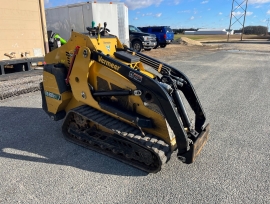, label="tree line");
[241,26,268,35]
